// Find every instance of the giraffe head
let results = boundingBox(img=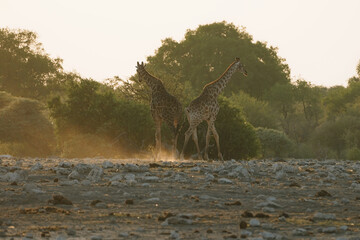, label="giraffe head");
[234,57,248,76]
[136,61,146,82]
